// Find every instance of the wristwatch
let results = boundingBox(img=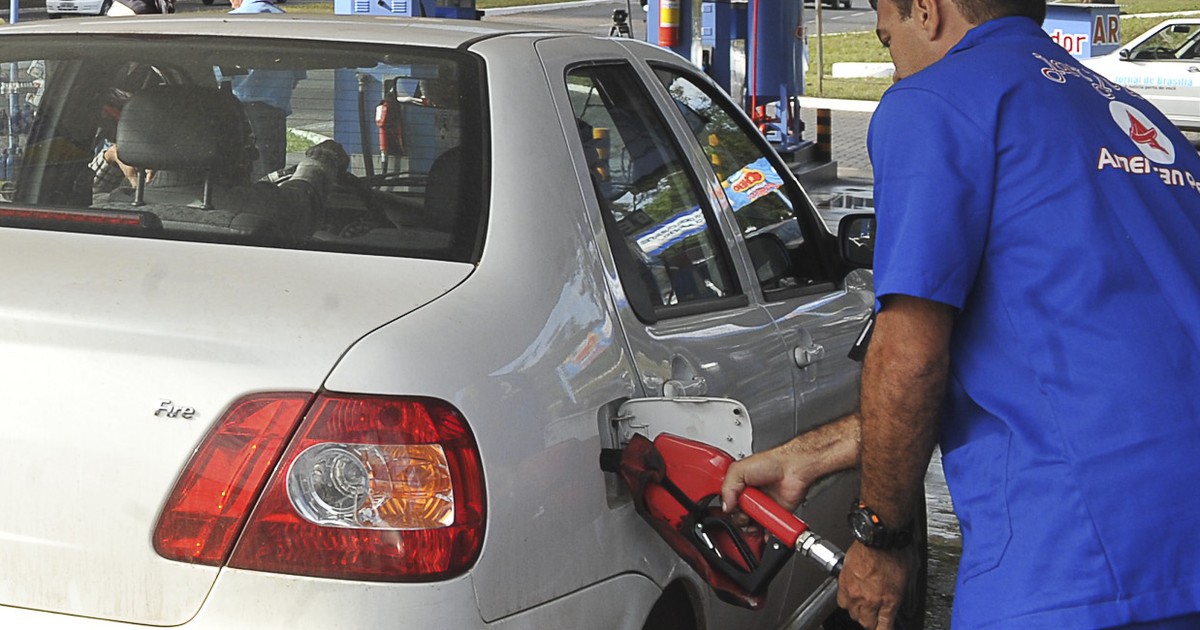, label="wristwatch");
[848,501,913,550]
